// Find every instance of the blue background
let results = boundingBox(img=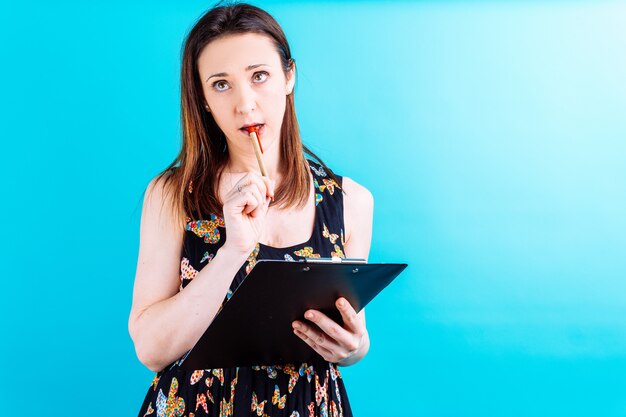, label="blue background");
[1,1,625,415]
